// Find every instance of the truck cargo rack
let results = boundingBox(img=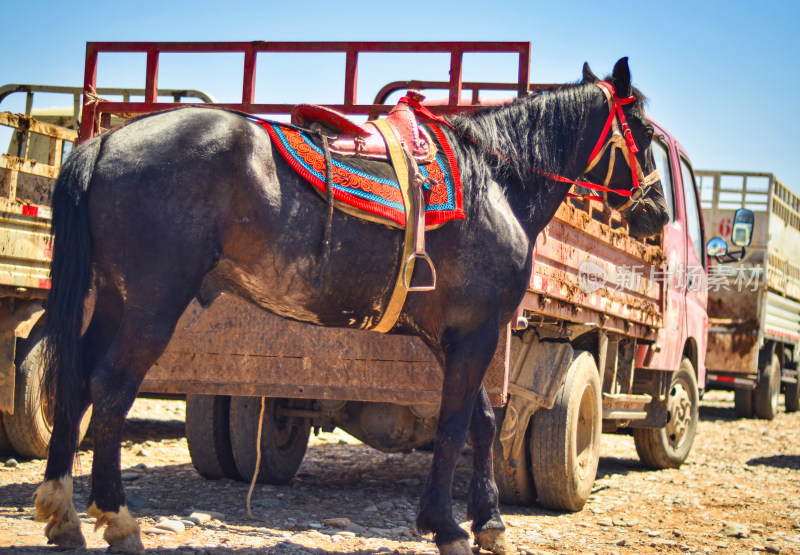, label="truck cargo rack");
[79,41,531,141]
